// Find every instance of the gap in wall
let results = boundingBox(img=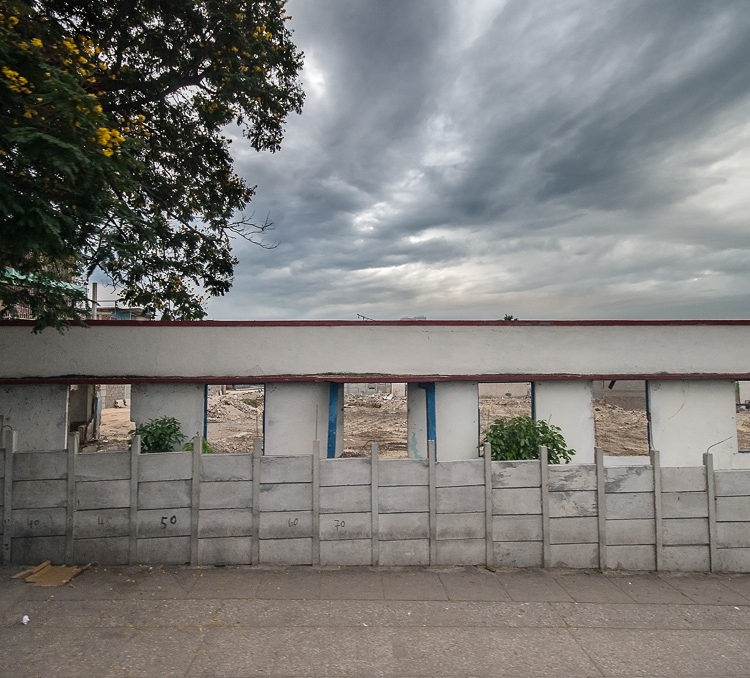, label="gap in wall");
[341,382,407,458]
[593,380,650,457]
[737,381,750,453]
[82,383,133,452]
[478,383,532,444]
[206,384,264,454]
